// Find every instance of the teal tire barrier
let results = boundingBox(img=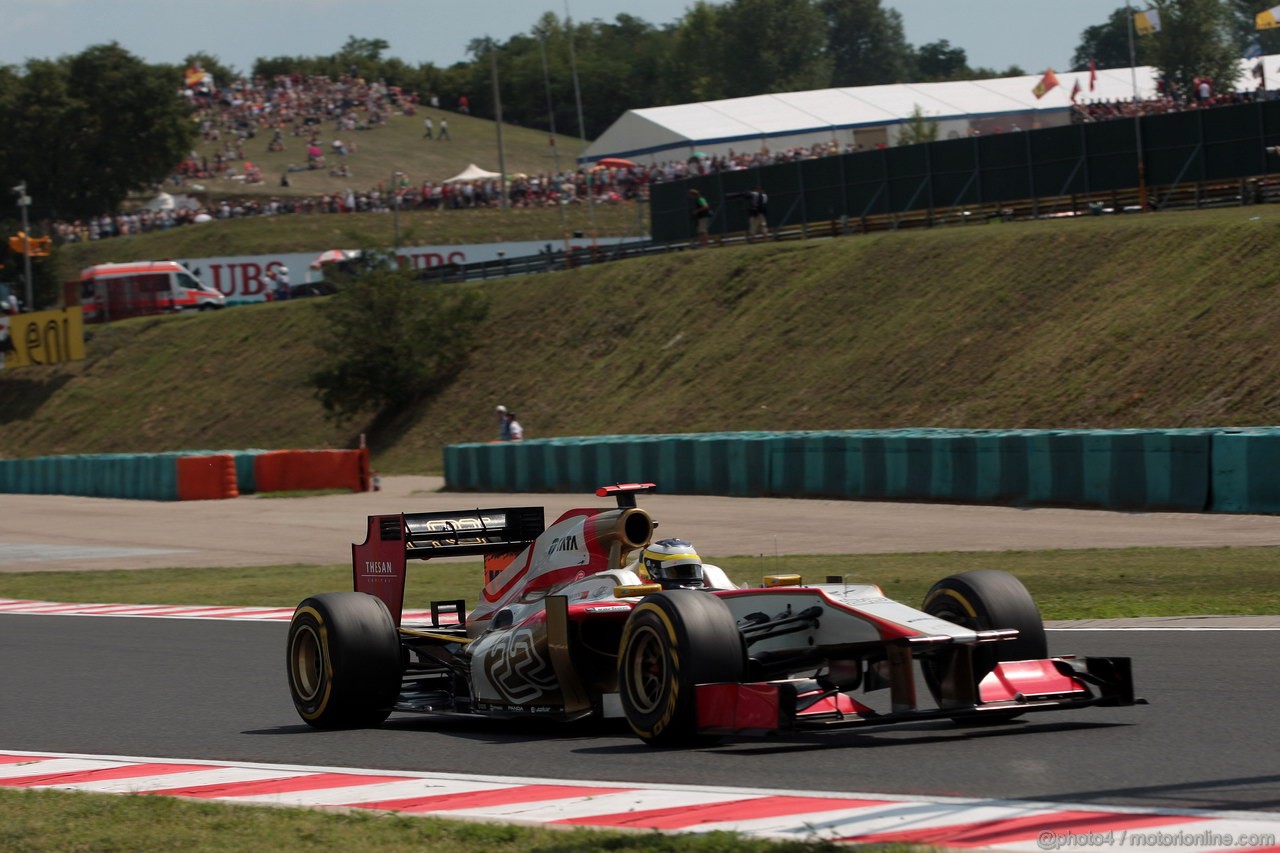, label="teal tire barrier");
[0,449,271,501]
[442,427,1244,512]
